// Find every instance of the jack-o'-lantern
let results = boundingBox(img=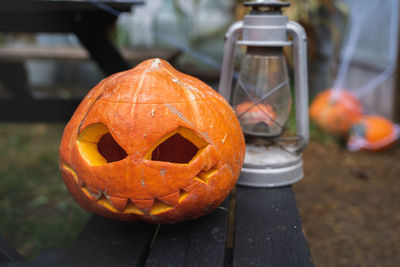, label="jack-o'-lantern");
[347,115,399,151]
[59,58,245,223]
[310,89,362,136]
